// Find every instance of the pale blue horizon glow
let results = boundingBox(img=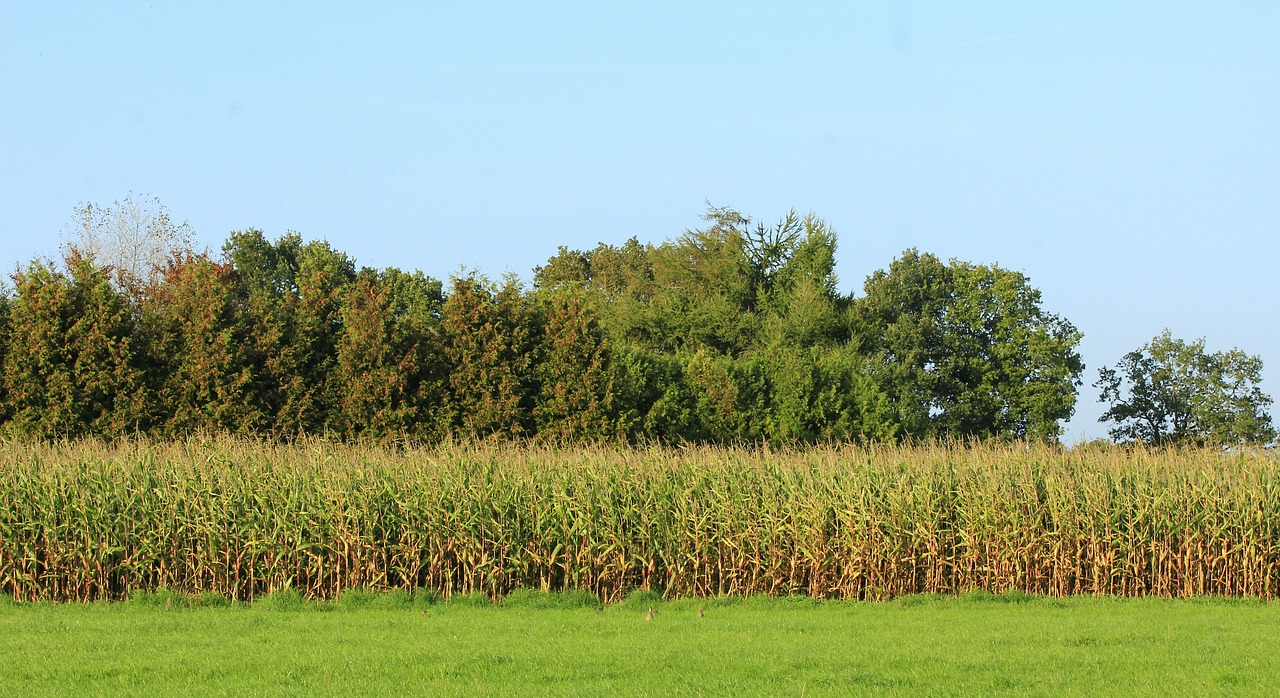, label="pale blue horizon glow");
[2,1,1277,442]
